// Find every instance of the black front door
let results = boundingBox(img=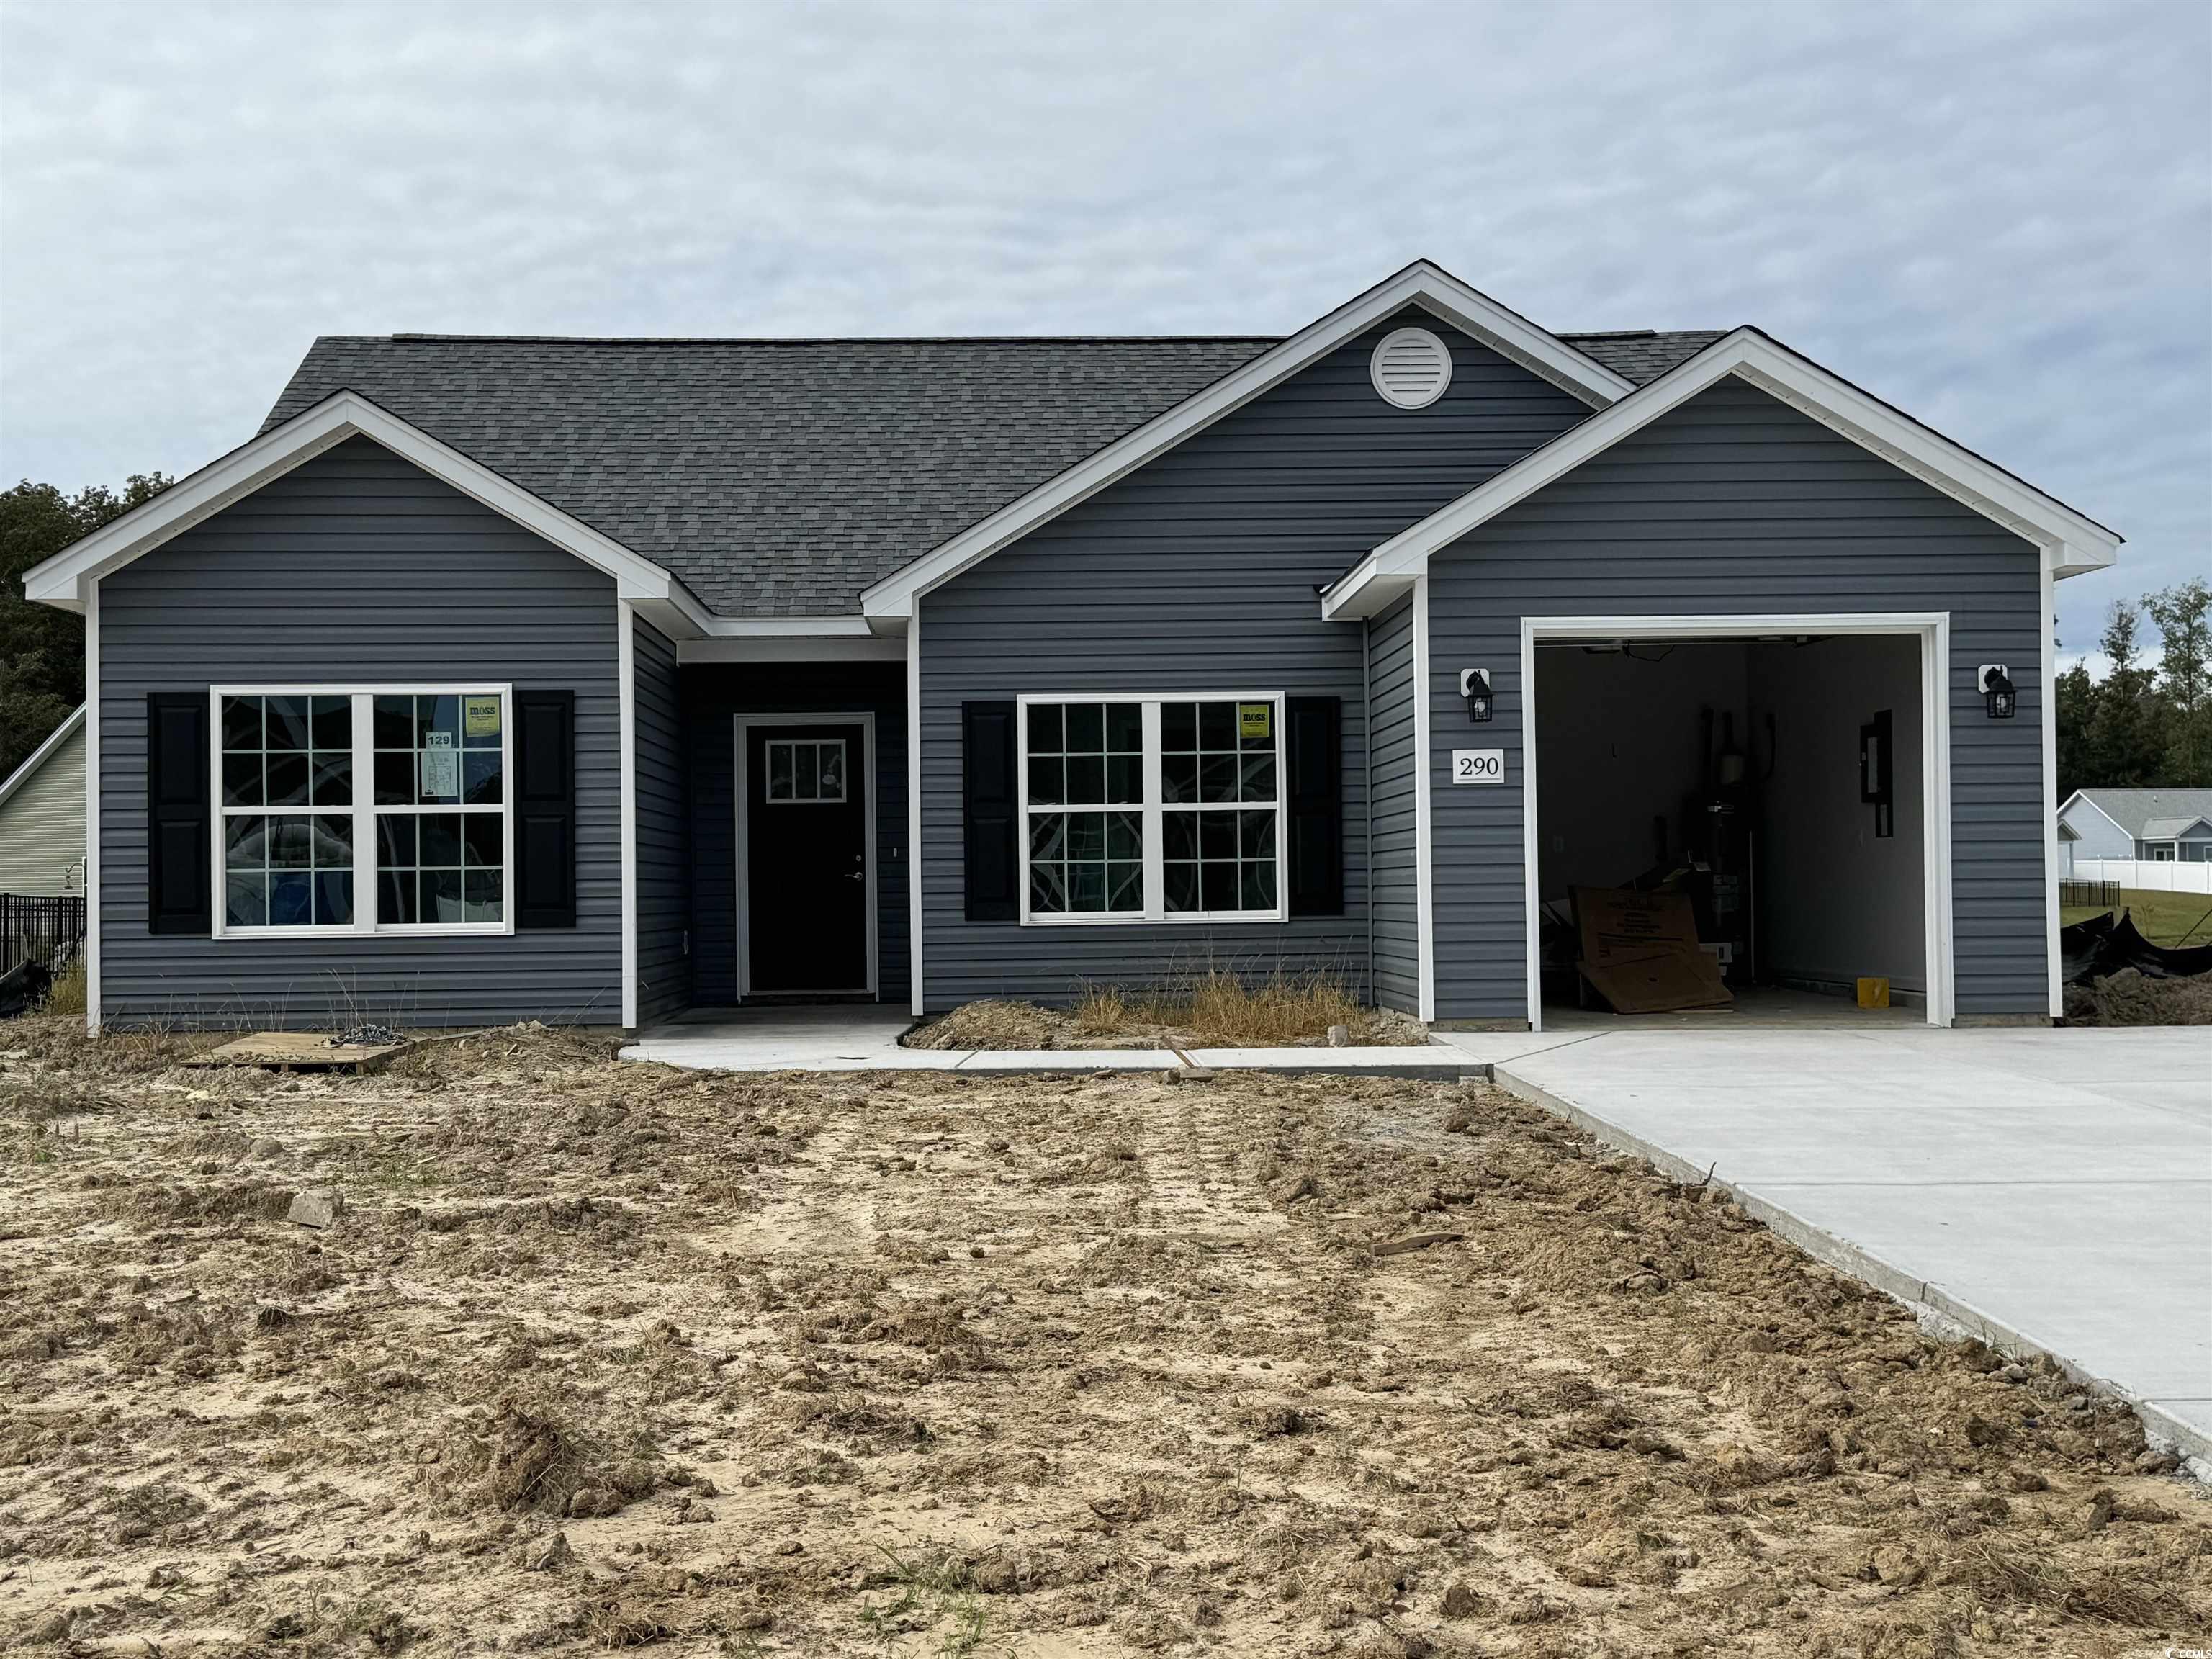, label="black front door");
[745,722,868,993]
